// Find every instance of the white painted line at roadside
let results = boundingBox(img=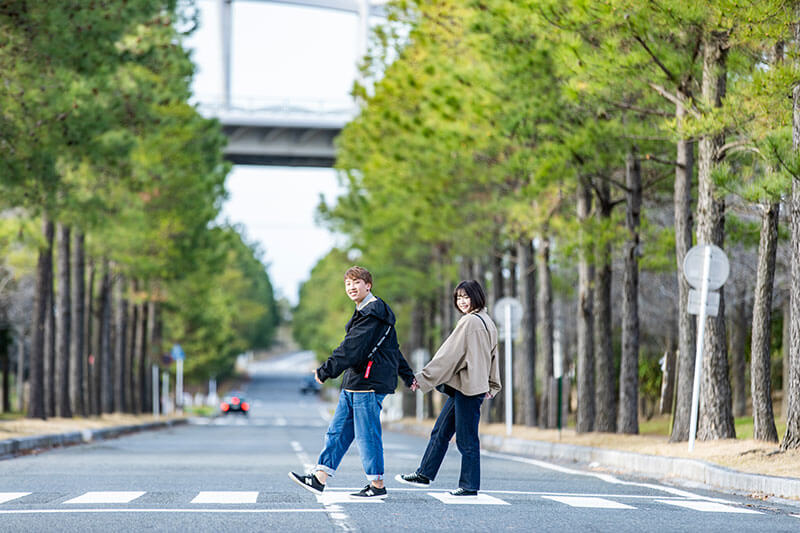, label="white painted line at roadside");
[543,496,636,509]
[191,491,258,504]
[481,450,731,503]
[0,492,30,504]
[276,417,288,426]
[428,492,509,505]
[0,508,328,514]
[656,500,762,514]
[63,492,145,504]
